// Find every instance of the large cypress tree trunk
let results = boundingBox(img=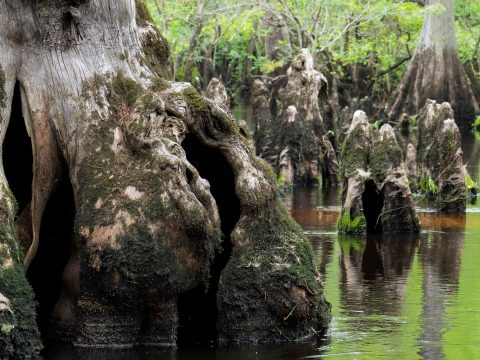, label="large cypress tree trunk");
[388,0,479,127]
[0,1,330,357]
